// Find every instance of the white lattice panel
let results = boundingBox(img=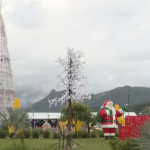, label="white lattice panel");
[0,12,15,114]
